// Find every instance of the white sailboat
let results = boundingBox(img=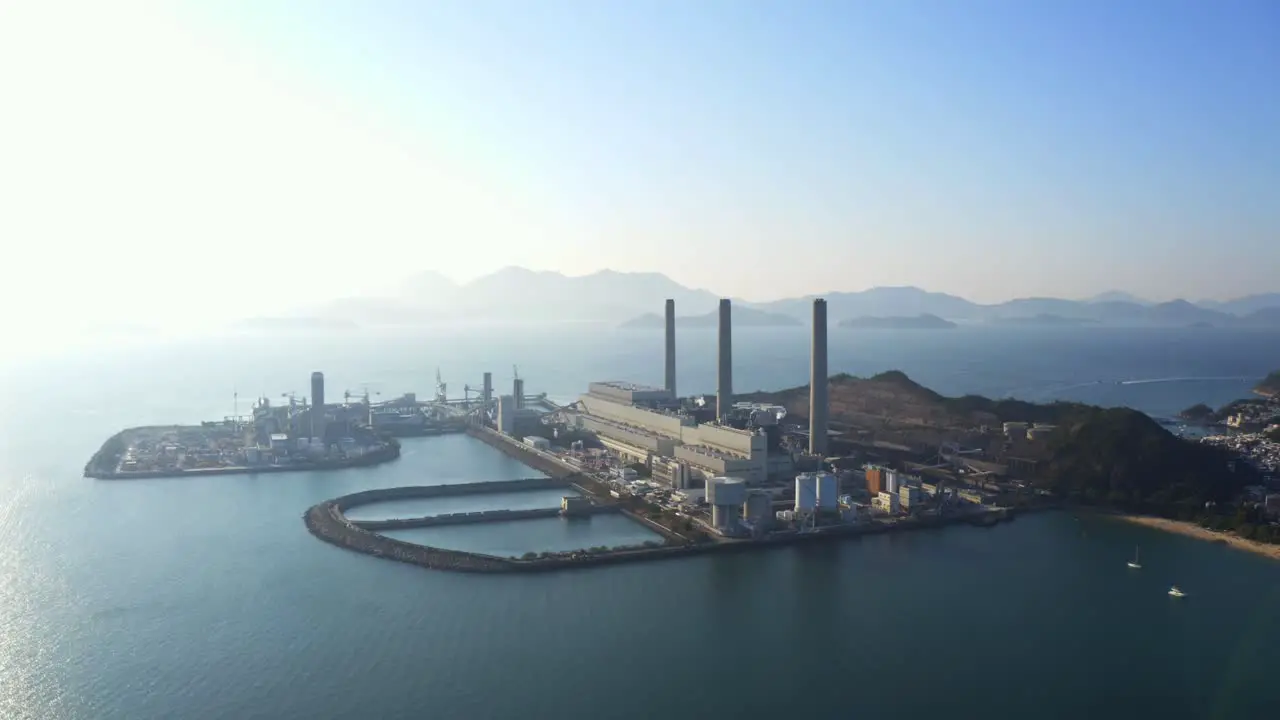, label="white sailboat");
[1168,586,1186,598]
[1127,545,1142,569]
